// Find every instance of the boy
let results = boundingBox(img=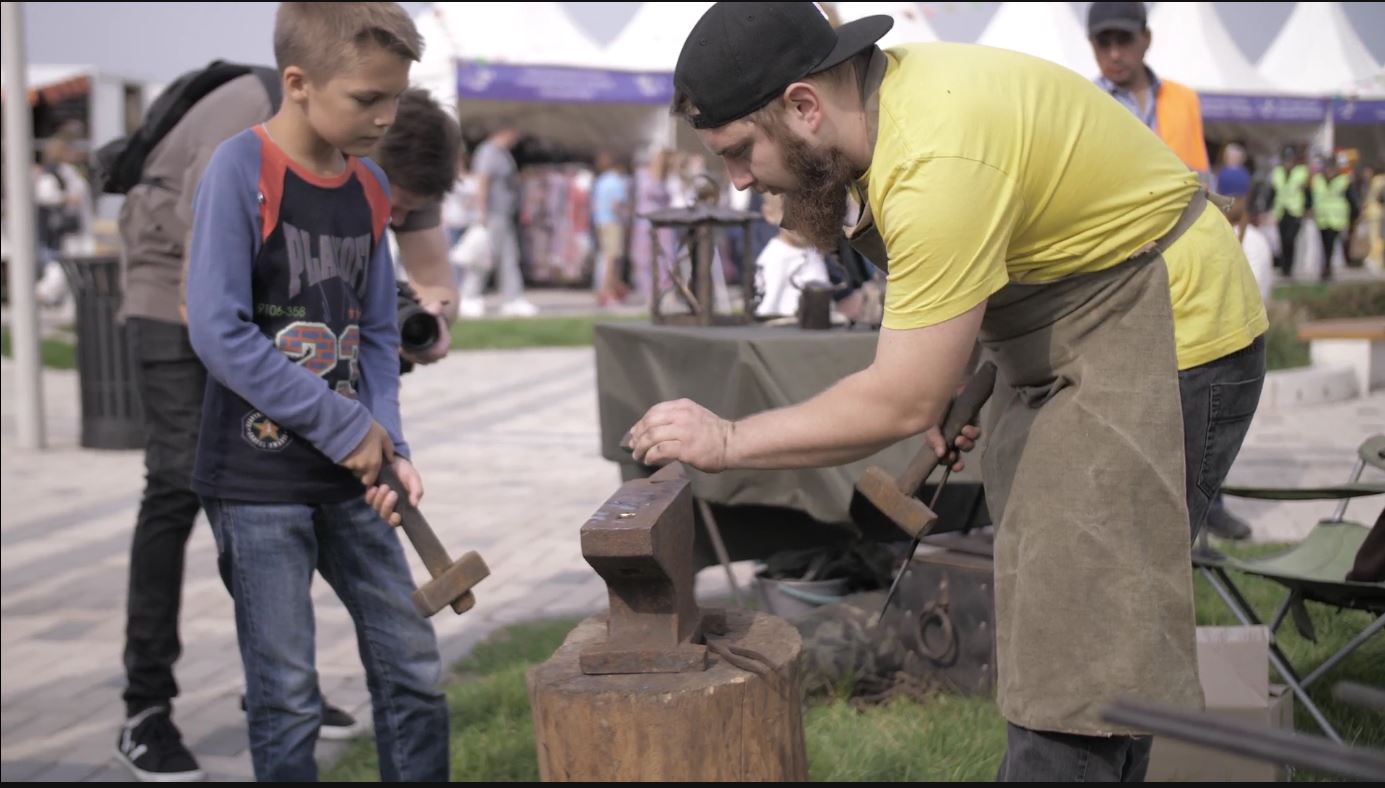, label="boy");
[185,3,446,780]
[116,82,460,783]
